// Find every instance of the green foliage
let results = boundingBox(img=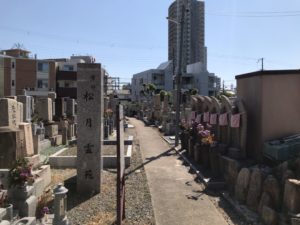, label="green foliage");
[218,91,234,98]
[142,83,157,97]
[159,90,167,102]
[190,88,198,95]
[147,83,156,92]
